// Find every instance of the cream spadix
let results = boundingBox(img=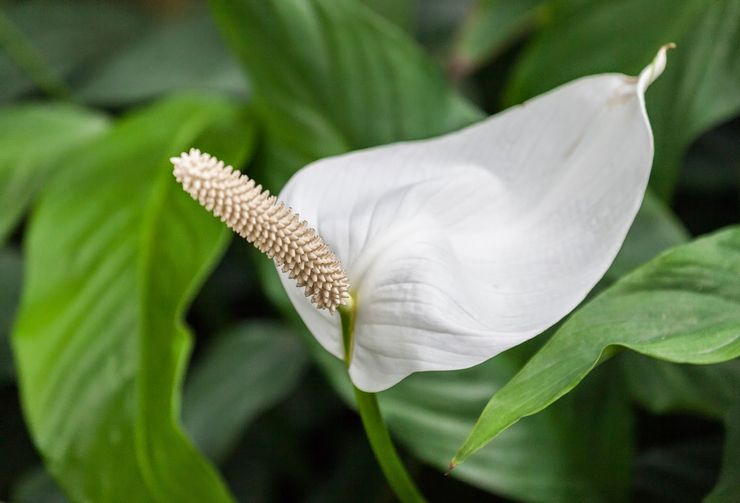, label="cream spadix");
[171,149,350,311]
